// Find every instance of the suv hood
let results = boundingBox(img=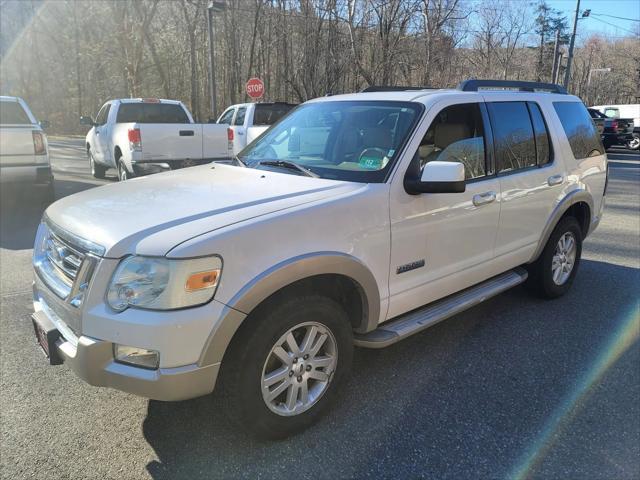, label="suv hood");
[45,163,358,257]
